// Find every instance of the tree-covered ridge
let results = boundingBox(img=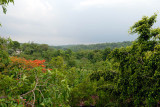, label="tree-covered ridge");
[1,14,160,106]
[53,41,132,51]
